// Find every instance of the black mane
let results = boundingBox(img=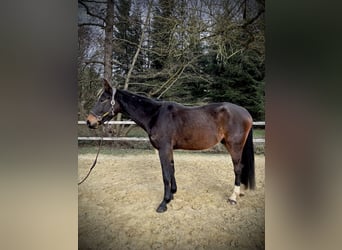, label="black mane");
[118,90,162,106]
[116,90,163,132]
